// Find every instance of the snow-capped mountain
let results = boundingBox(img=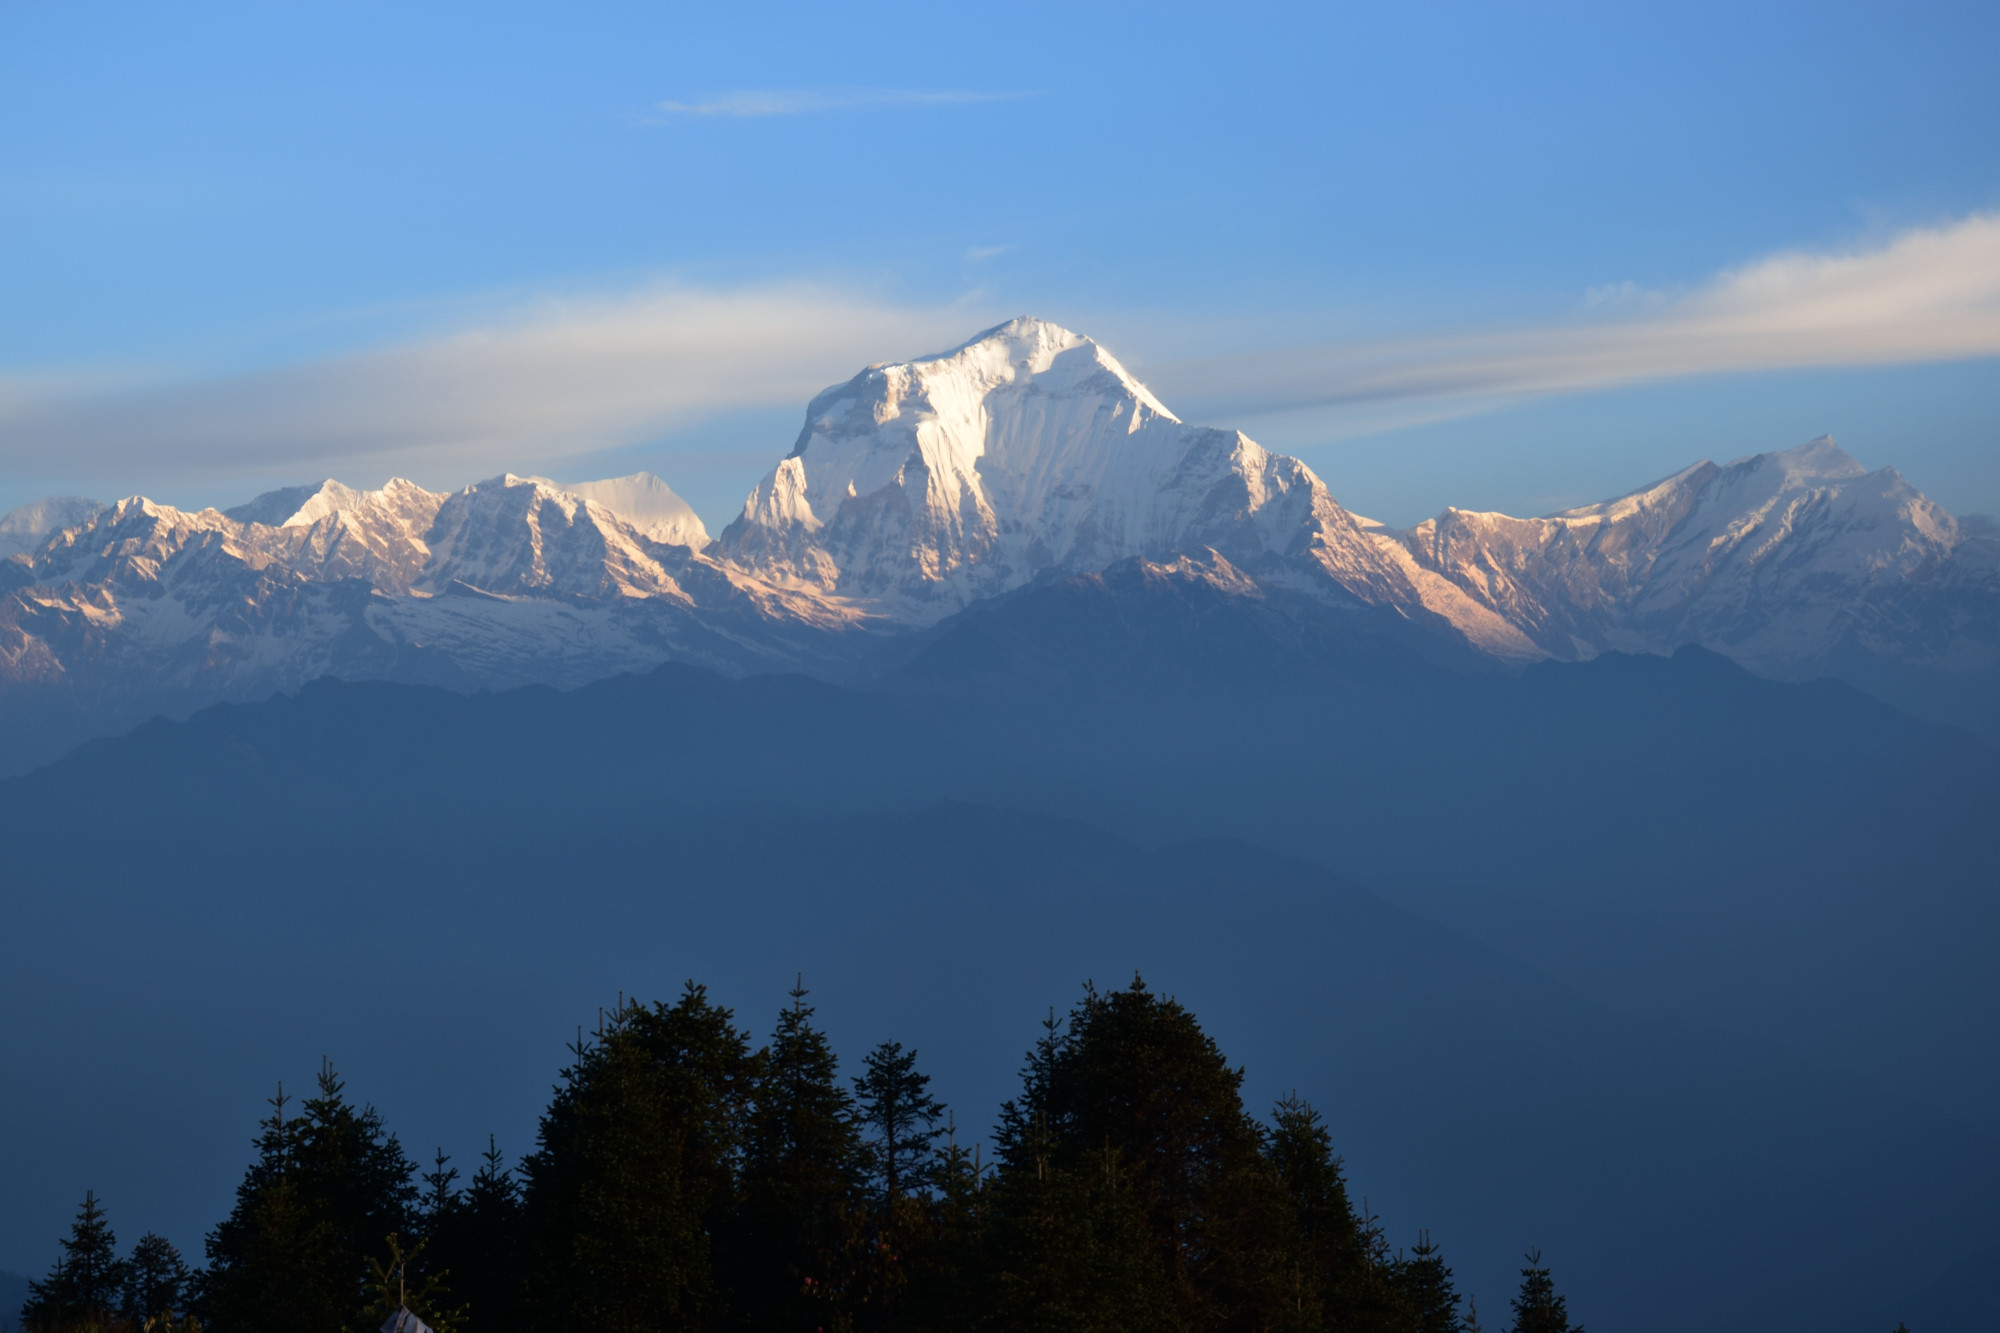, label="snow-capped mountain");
[1391,435,1999,681]
[711,319,1993,702]
[558,473,710,549]
[0,496,105,560]
[718,318,1536,656]
[0,471,852,773]
[1,317,1994,773]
